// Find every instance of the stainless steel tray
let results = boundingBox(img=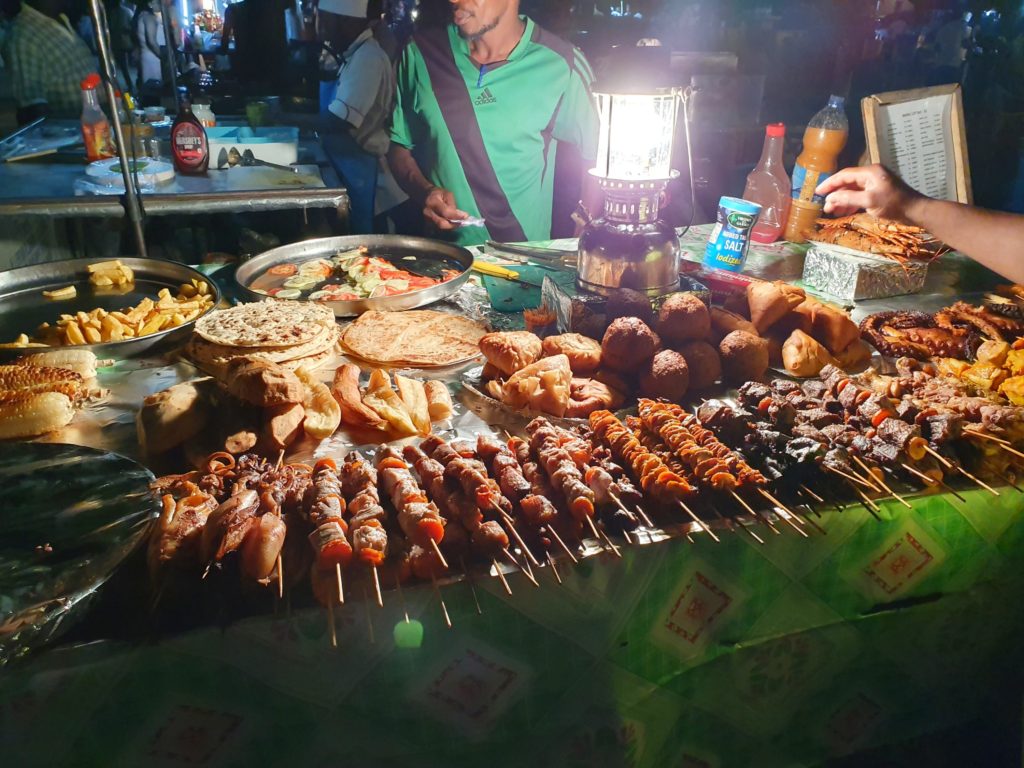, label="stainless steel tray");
[234,235,473,317]
[0,257,221,359]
